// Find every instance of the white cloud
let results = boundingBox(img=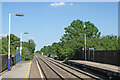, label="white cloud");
[0,34,7,37]
[50,2,65,6]
[70,3,73,6]
[50,2,74,7]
